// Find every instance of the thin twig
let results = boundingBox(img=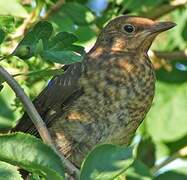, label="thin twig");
[150,49,187,61]
[0,66,52,144]
[10,1,44,40]
[44,0,65,20]
[142,0,187,19]
[10,11,35,39]
[0,65,80,178]
[151,146,187,174]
